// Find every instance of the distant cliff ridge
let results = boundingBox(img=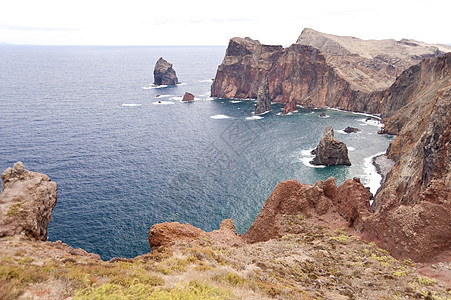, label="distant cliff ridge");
[211,29,451,117]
